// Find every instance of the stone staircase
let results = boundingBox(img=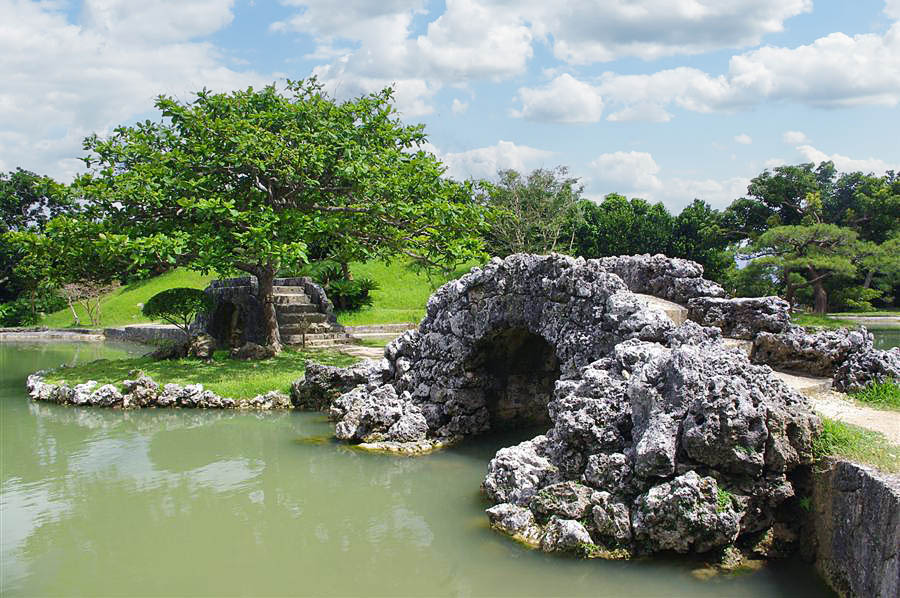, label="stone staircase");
[272,286,351,348]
